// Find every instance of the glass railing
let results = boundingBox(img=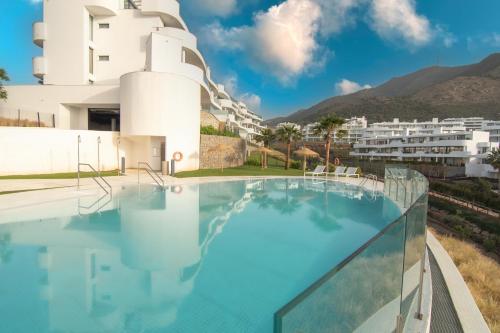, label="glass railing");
[274,165,428,333]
